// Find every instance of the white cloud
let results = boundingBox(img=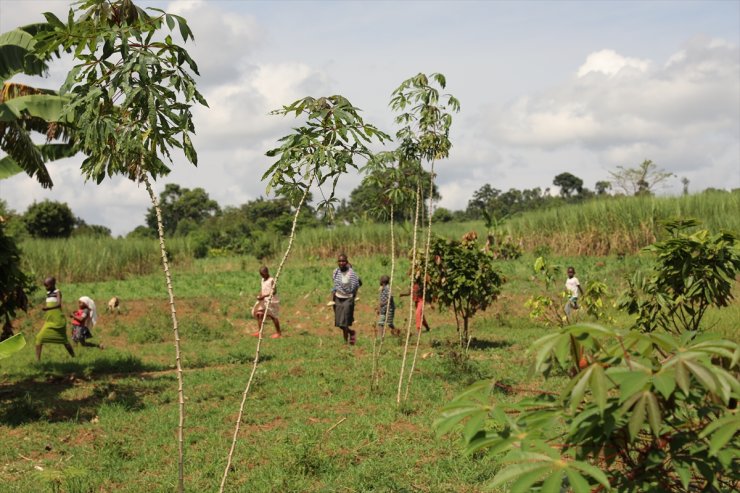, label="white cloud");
[480,38,739,191]
[577,49,650,78]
